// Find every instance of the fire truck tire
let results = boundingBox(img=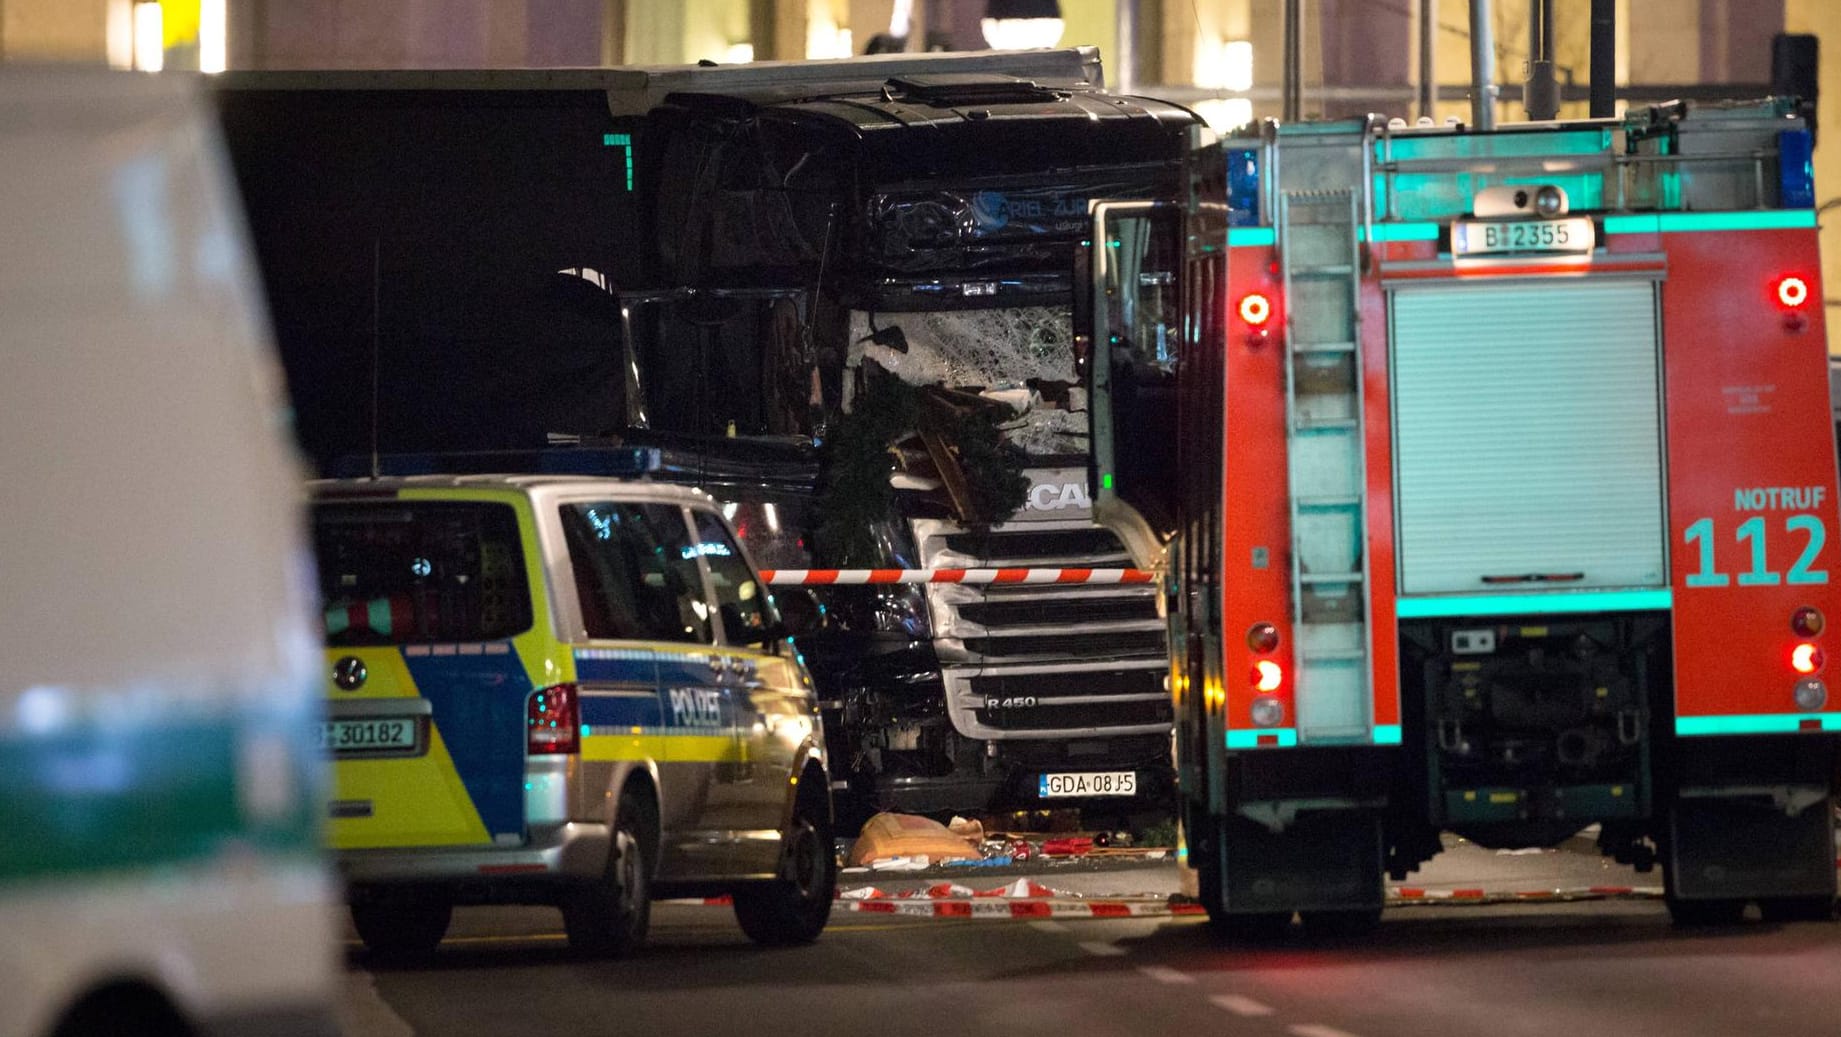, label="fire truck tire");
[1191,819,1289,940]
[1757,896,1836,923]
[563,787,655,957]
[1663,894,1745,927]
[1300,907,1383,938]
[351,898,451,959]
[1207,911,1293,943]
[734,781,835,947]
